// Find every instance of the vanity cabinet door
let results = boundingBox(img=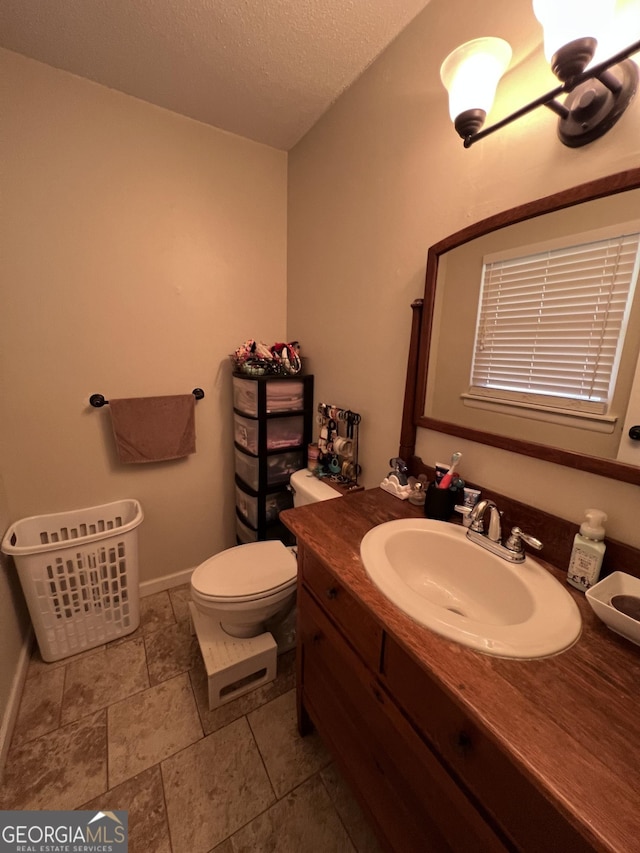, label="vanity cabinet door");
[299,549,383,672]
[299,588,508,853]
[382,637,593,853]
